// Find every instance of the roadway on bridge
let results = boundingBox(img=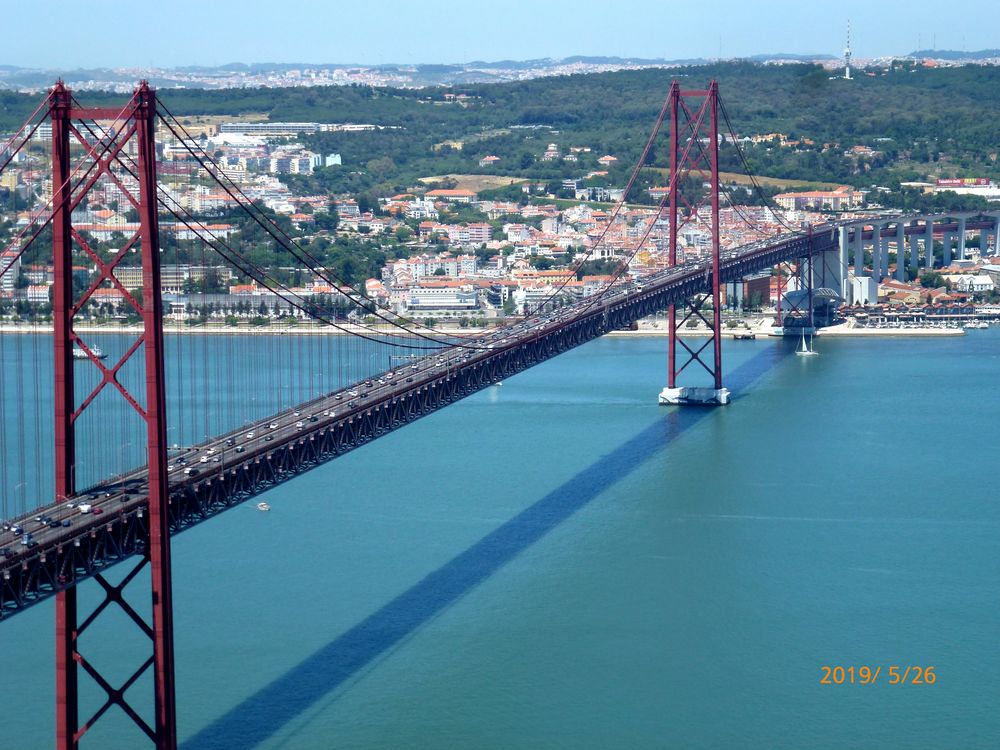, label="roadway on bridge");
[0,226,837,578]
